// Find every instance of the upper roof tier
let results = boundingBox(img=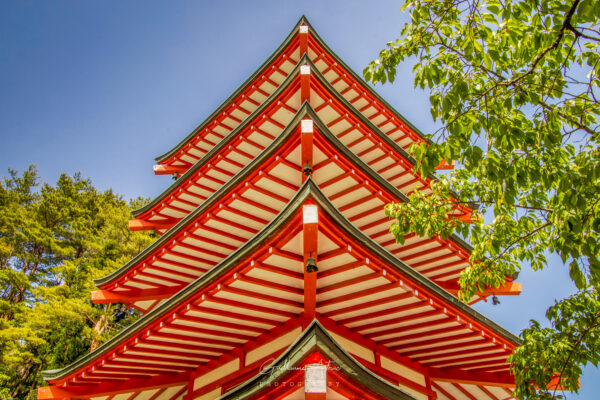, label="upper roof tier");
[132,58,467,234]
[153,16,430,176]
